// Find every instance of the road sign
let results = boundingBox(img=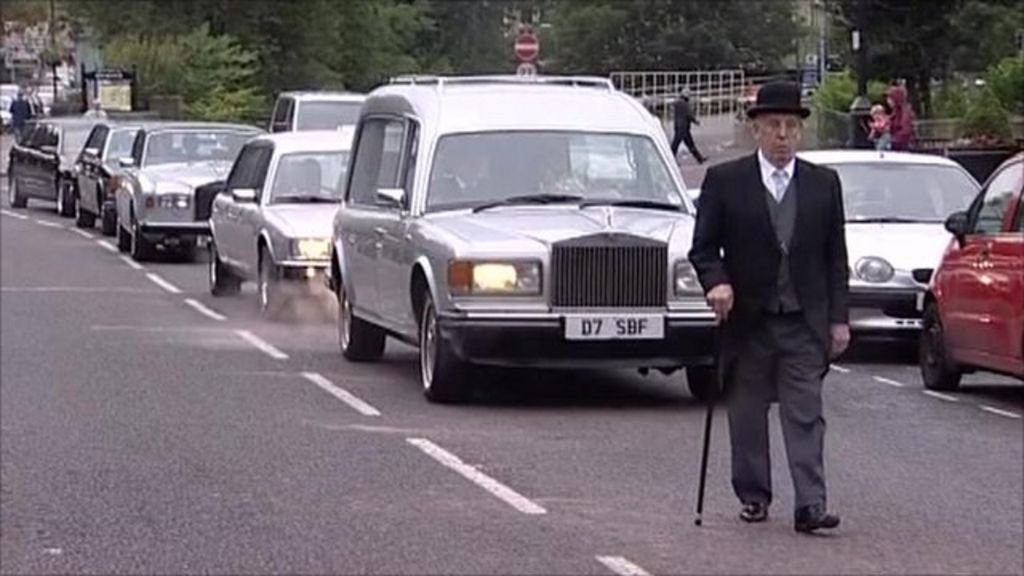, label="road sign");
[516,62,537,77]
[514,30,539,63]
